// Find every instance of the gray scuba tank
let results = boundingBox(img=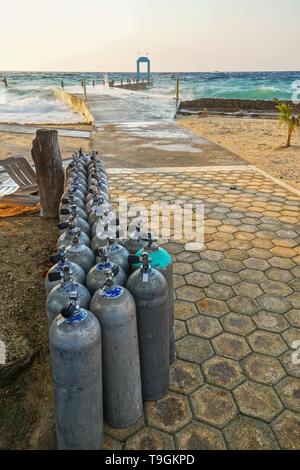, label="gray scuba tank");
[124,222,148,254]
[86,246,127,294]
[57,223,90,249]
[90,269,143,428]
[127,253,169,401]
[46,267,90,327]
[132,233,175,364]
[89,209,116,235]
[85,189,110,206]
[67,171,87,187]
[62,185,85,202]
[45,250,86,295]
[96,239,130,276]
[50,291,103,450]
[58,214,90,237]
[60,204,88,222]
[60,193,86,211]
[66,178,87,197]
[65,236,95,273]
[91,221,124,251]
